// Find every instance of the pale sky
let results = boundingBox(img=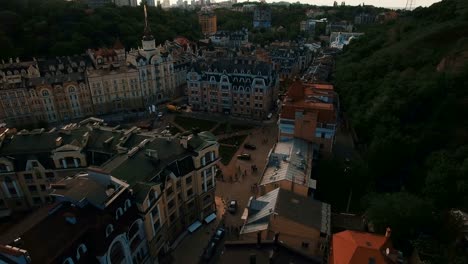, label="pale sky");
[140,0,441,8]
